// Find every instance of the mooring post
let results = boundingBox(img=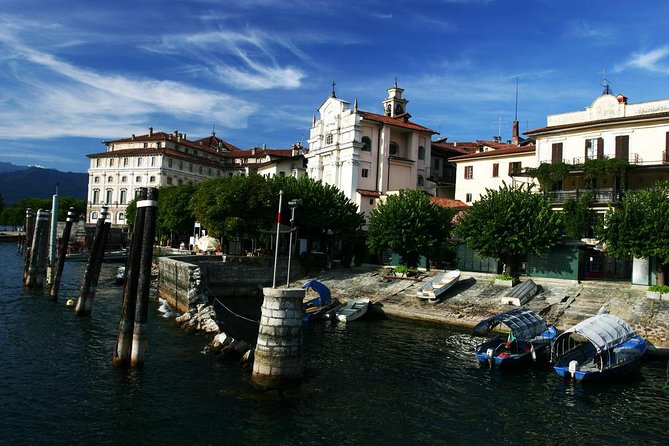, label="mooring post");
[49,207,75,302]
[47,186,59,284]
[74,206,109,316]
[22,208,35,283]
[130,187,159,367]
[25,209,51,288]
[113,188,147,366]
[251,286,305,389]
